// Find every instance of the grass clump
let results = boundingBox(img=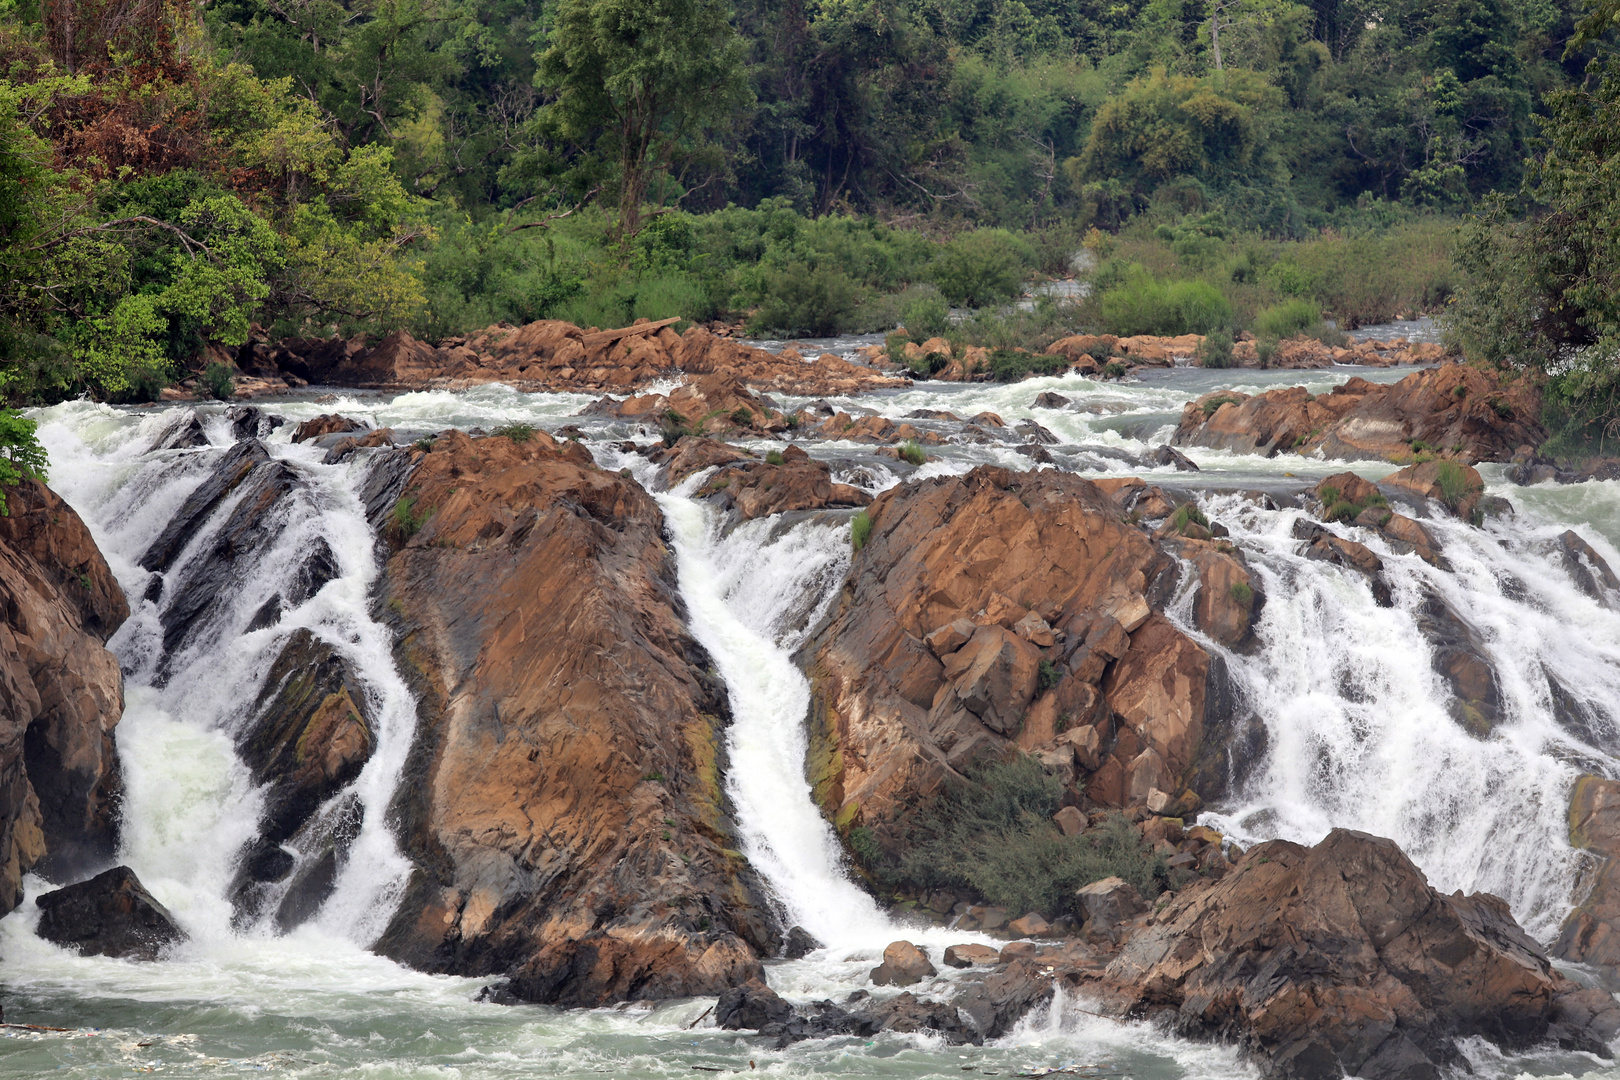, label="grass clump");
[850,509,873,551]
[1168,503,1209,533]
[765,449,785,465]
[1318,483,1388,523]
[853,755,1167,918]
[492,423,534,442]
[1229,581,1254,607]
[899,440,927,466]
[1202,394,1243,415]
[1037,658,1061,692]
[391,496,430,538]
[1435,461,1481,512]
